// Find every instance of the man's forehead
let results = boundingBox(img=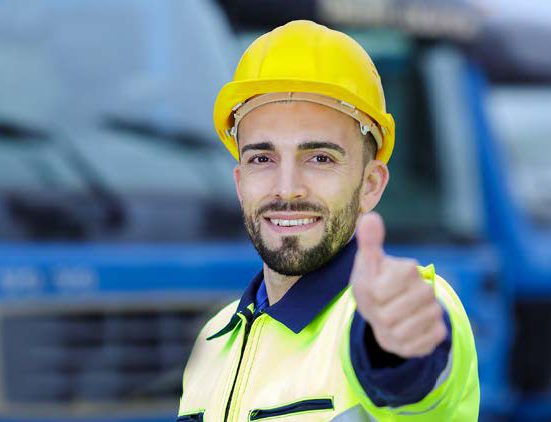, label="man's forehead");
[237,100,359,150]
